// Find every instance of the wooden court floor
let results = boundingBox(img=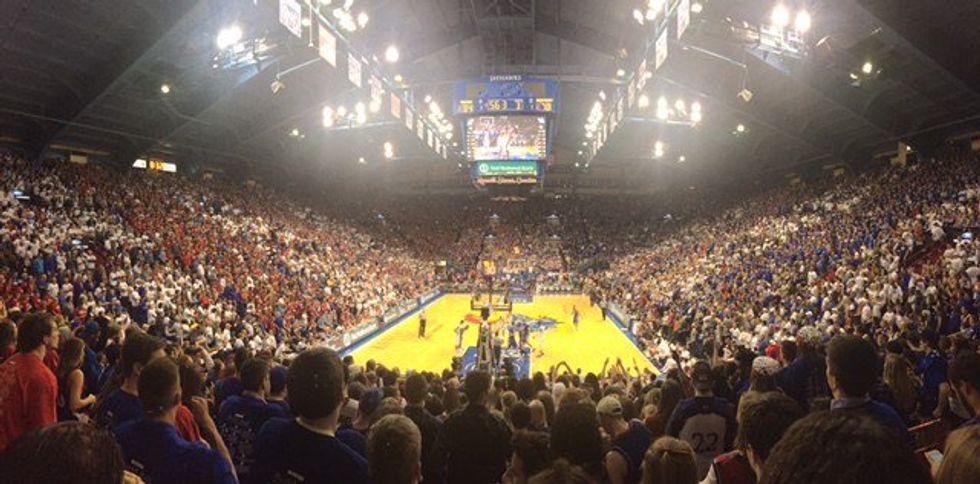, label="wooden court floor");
[349,294,655,375]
